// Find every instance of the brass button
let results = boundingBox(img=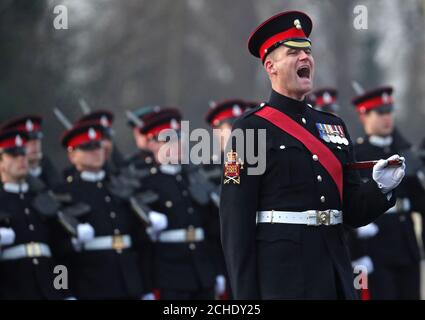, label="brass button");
[320,196,326,203]
[317,175,322,182]
[312,155,319,161]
